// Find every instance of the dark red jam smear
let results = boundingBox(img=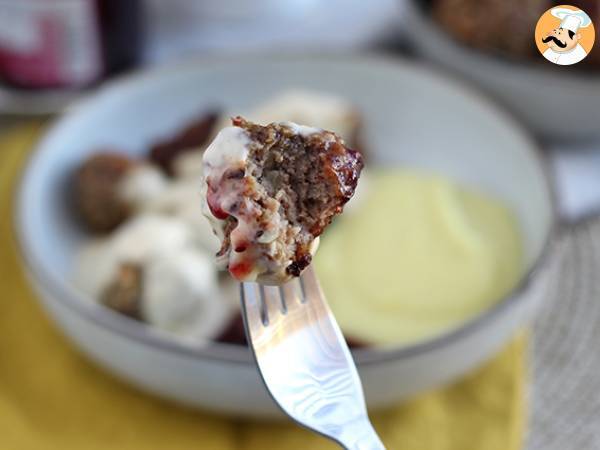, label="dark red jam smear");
[150,111,219,175]
[206,180,229,220]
